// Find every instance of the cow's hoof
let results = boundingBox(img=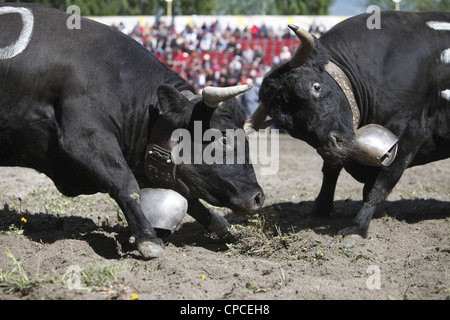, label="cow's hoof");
[338,225,367,238]
[207,213,234,241]
[135,235,165,259]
